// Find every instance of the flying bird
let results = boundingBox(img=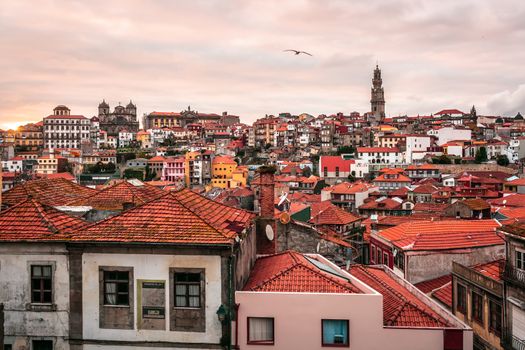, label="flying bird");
[283,49,313,56]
